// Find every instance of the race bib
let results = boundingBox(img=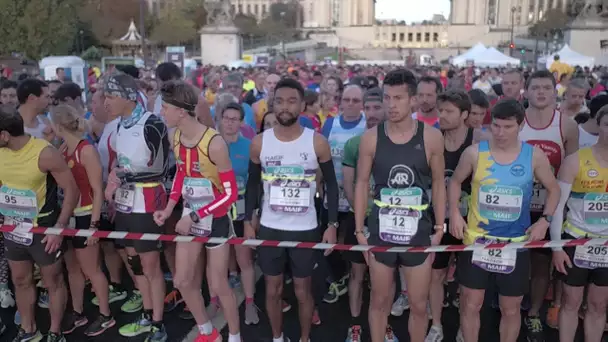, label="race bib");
[114,184,135,214]
[478,185,523,222]
[530,183,546,212]
[3,217,34,246]
[380,187,423,207]
[378,207,420,244]
[583,193,608,226]
[471,238,517,274]
[0,186,38,219]
[182,178,215,237]
[235,197,245,220]
[573,245,608,269]
[269,179,311,214]
[338,187,350,211]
